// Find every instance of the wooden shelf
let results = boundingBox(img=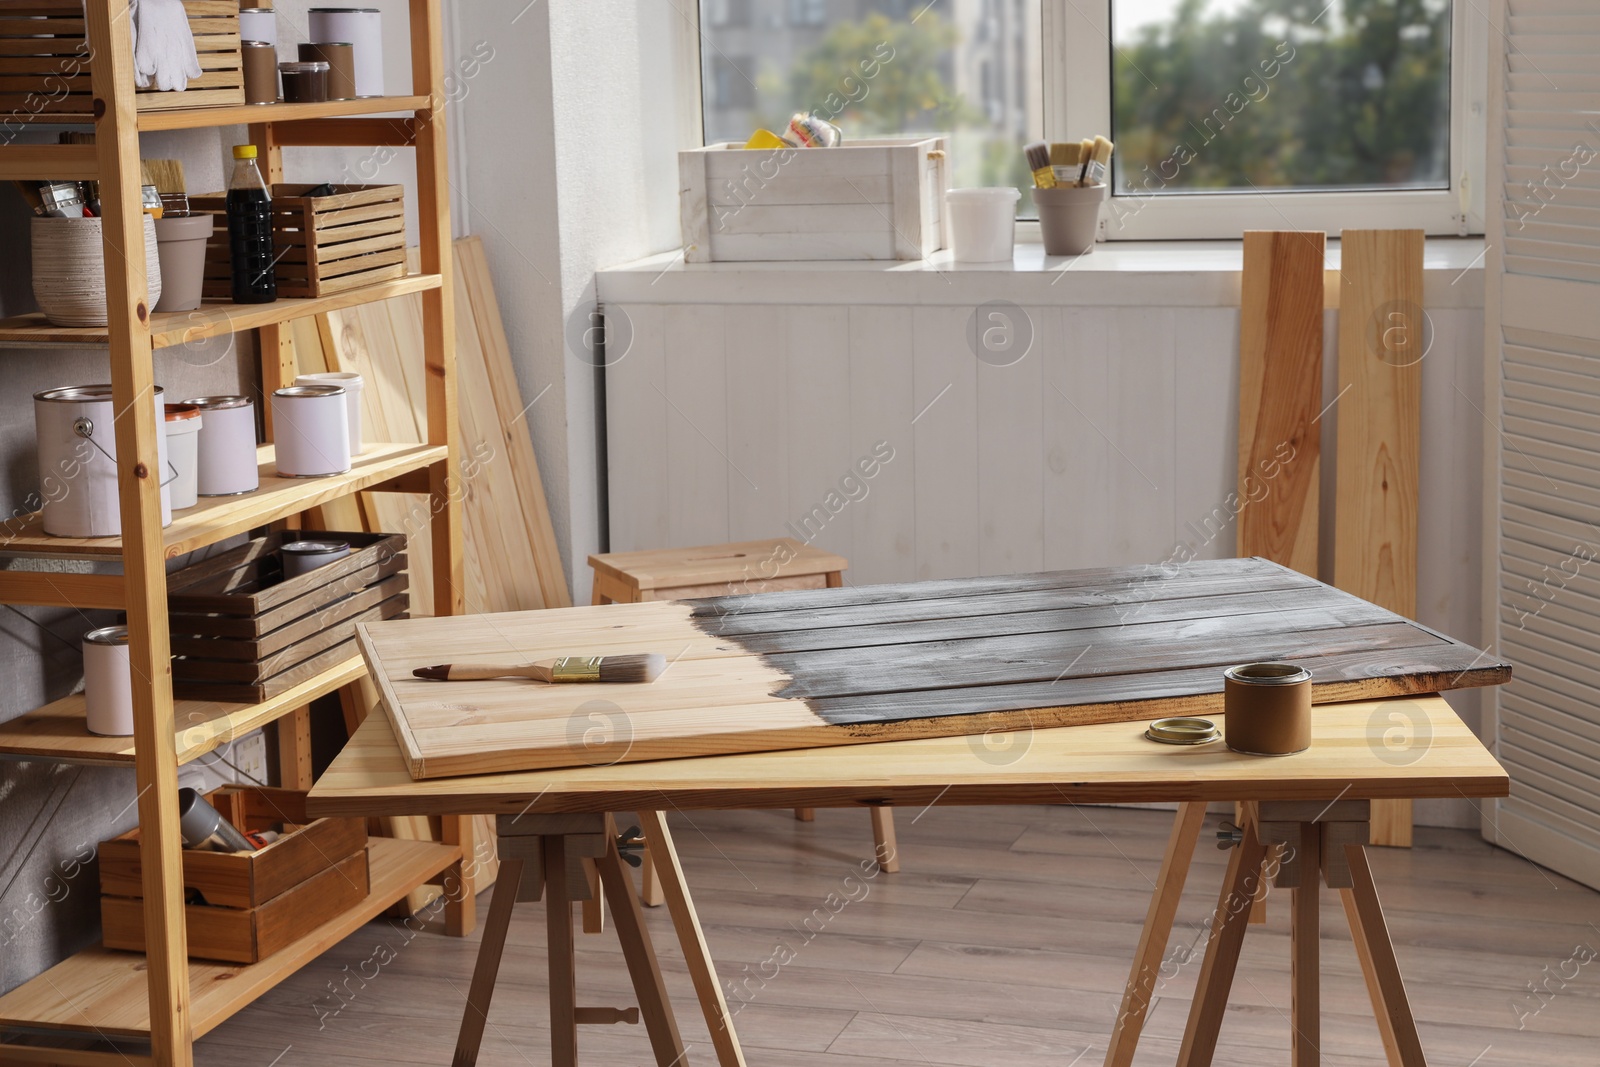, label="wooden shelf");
[0,441,444,561]
[0,273,442,351]
[0,656,366,767]
[0,837,460,1041]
